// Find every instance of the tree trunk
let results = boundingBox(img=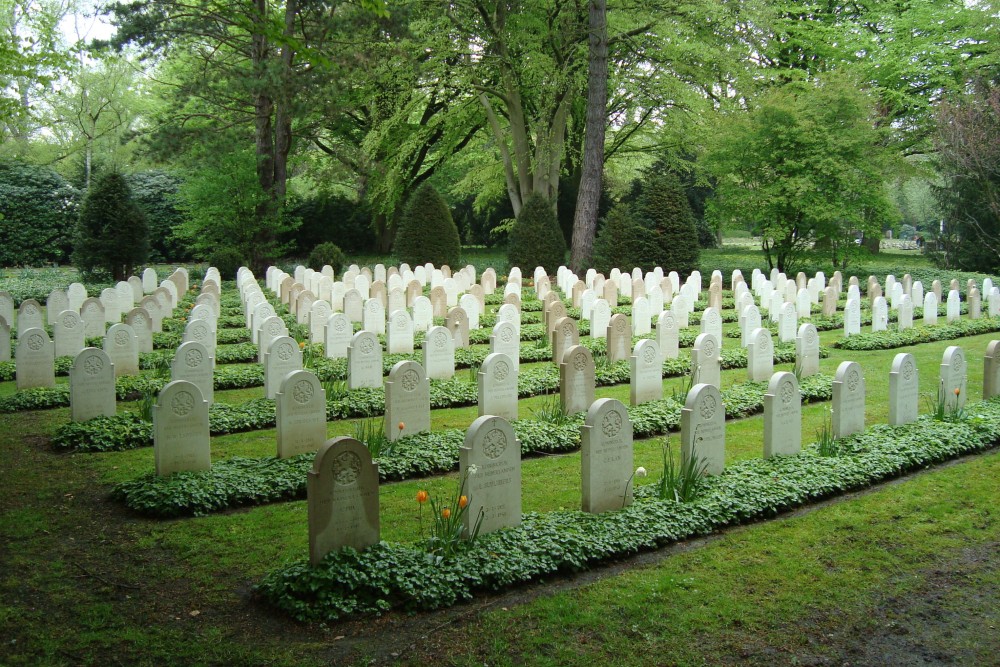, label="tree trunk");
[569,0,608,273]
